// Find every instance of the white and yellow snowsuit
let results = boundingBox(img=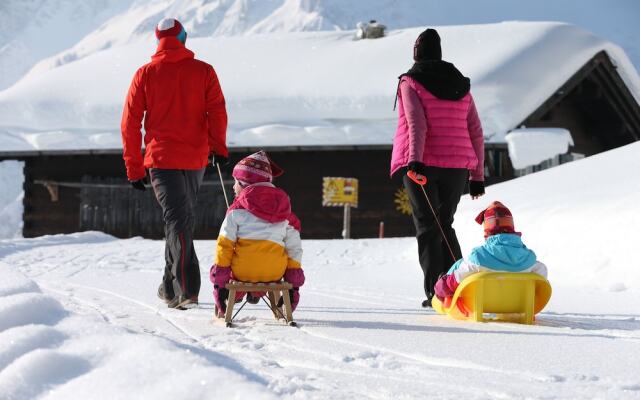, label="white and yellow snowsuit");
[214,182,303,282]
